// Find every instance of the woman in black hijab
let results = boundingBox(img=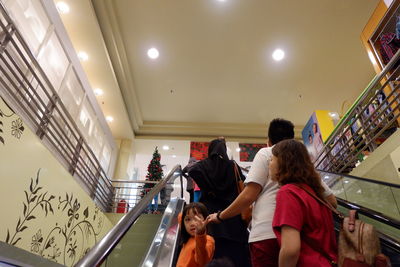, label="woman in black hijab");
[188,138,250,267]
